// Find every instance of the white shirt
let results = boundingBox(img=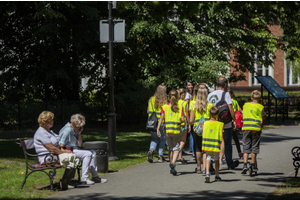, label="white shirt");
[207,90,233,129]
